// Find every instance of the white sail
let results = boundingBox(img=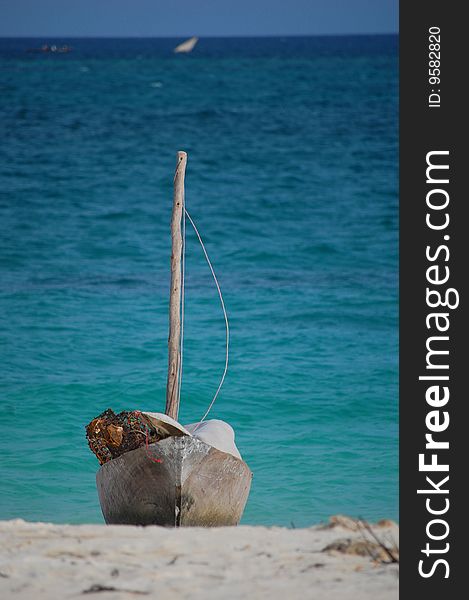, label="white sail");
[174,36,199,53]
